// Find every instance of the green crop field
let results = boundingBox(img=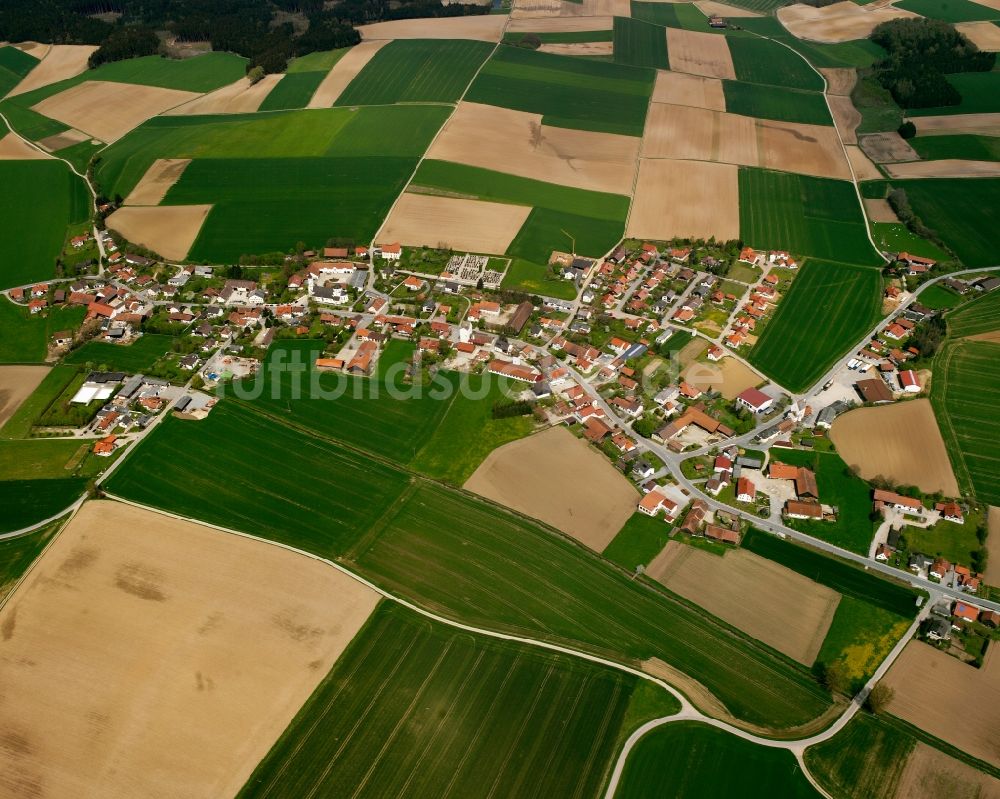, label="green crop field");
[257,72,327,111]
[893,178,1000,267]
[0,45,38,96]
[166,156,417,260]
[910,134,1000,162]
[805,714,914,799]
[747,260,883,393]
[897,0,999,22]
[240,601,641,799]
[915,282,964,311]
[869,222,951,262]
[335,39,494,105]
[739,169,880,265]
[944,287,1000,338]
[727,37,823,92]
[0,97,69,141]
[814,597,910,692]
[909,72,1000,117]
[742,529,920,616]
[287,48,349,73]
[629,1,685,26]
[86,53,248,92]
[63,333,176,372]
[104,401,411,558]
[349,482,832,729]
[504,30,614,44]
[0,365,80,439]
[0,437,100,480]
[0,161,91,286]
[465,45,654,136]
[509,206,625,263]
[0,301,85,364]
[613,16,669,70]
[737,18,884,69]
[932,339,1000,505]
[239,341,455,462]
[602,512,673,572]
[760,448,879,554]
[615,722,820,798]
[723,81,832,125]
[0,478,87,533]
[716,0,789,10]
[0,517,61,601]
